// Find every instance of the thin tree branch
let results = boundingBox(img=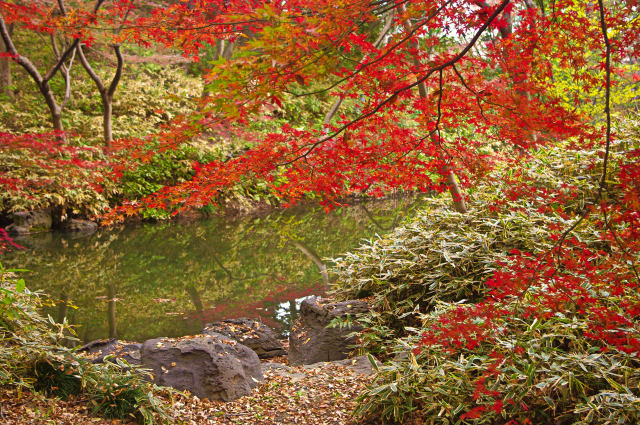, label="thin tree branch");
[107,45,124,98]
[77,44,106,92]
[277,0,512,166]
[323,9,395,128]
[60,47,76,109]
[596,0,640,284]
[43,39,79,83]
[292,0,456,98]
